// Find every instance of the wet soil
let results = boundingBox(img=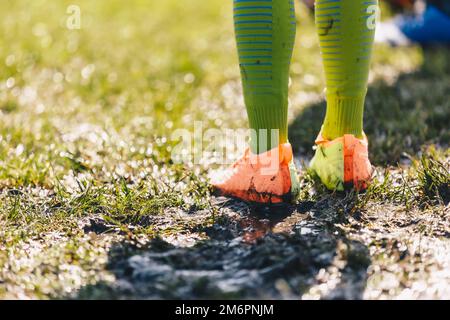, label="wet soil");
[75,195,449,300]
